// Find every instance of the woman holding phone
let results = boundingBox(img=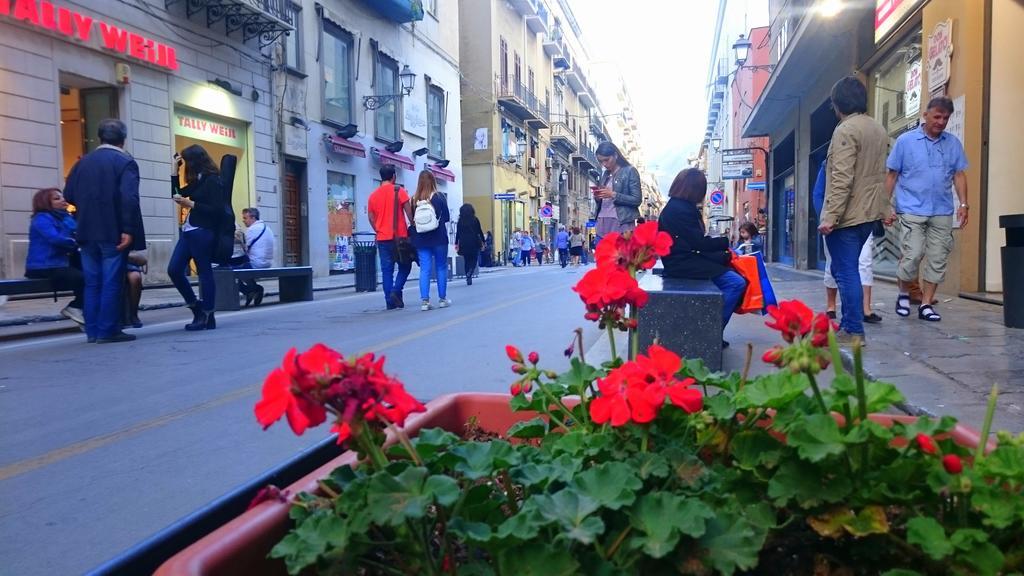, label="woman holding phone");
[593,141,642,243]
[168,145,224,331]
